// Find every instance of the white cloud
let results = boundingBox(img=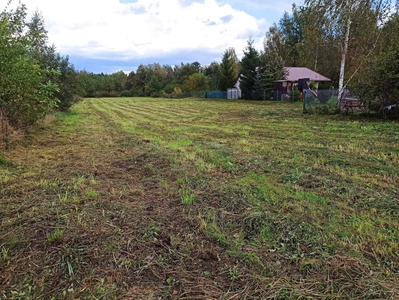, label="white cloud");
[16,0,271,63]
[225,0,294,11]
